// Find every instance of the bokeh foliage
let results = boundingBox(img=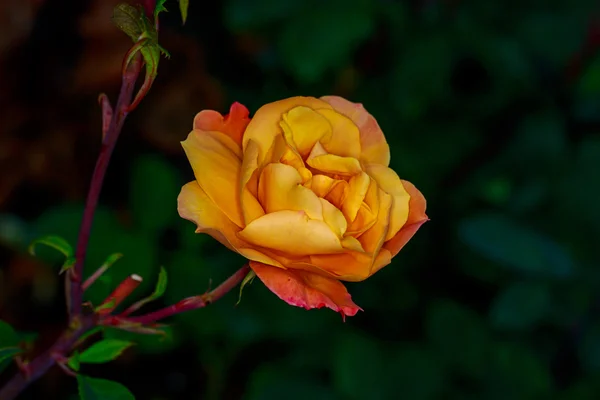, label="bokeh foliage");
[1,0,600,398]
